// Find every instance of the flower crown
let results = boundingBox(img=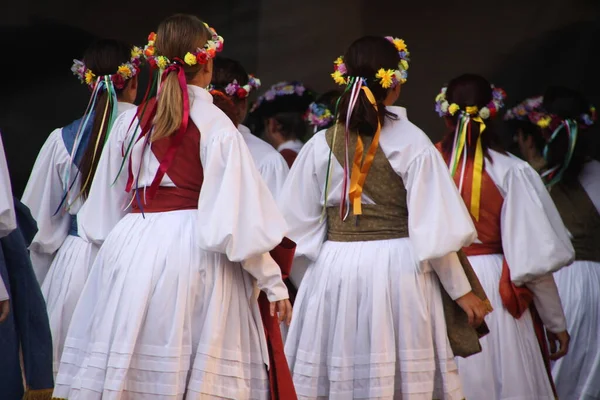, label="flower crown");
[305,102,335,129]
[143,23,224,69]
[250,81,307,112]
[435,85,507,120]
[504,95,596,130]
[331,37,410,88]
[71,46,143,89]
[224,75,261,99]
